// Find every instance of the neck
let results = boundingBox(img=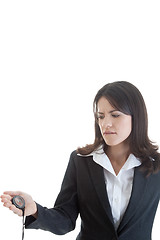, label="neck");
[105,142,131,175]
[105,142,130,165]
